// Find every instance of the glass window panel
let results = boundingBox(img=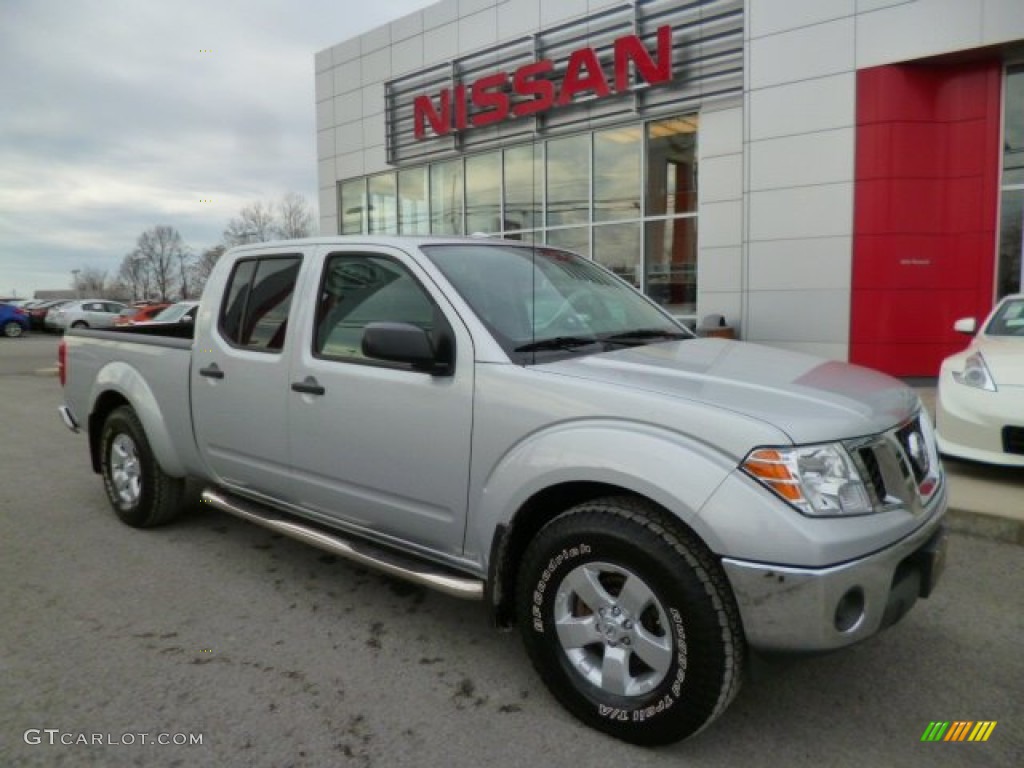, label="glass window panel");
[316,254,436,364]
[645,217,698,317]
[998,189,1024,298]
[340,179,366,234]
[503,144,542,233]
[545,226,590,257]
[546,134,590,227]
[240,257,302,352]
[1003,67,1024,187]
[594,127,642,222]
[220,259,257,344]
[367,173,397,234]
[593,222,641,288]
[398,167,430,234]
[430,159,465,234]
[646,116,698,217]
[466,151,502,234]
